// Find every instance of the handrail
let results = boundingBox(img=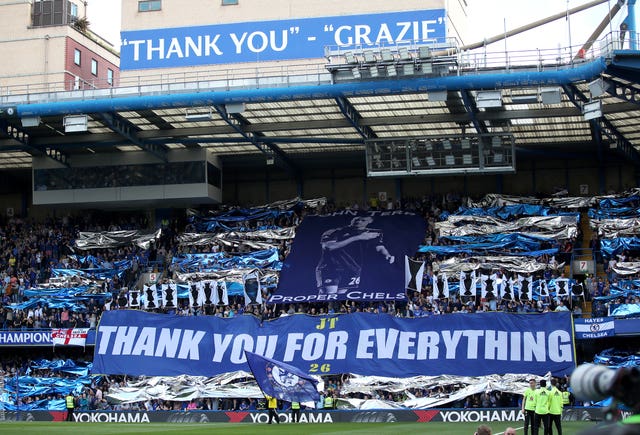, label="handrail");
[0,31,631,111]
